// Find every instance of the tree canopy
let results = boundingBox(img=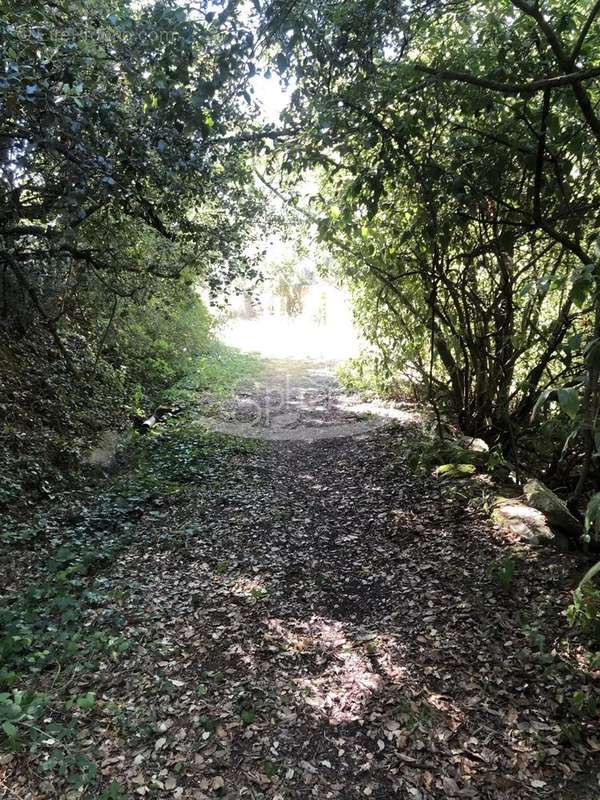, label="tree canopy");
[1,0,264,363]
[2,1,600,796]
[2,0,599,509]
[256,0,600,507]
